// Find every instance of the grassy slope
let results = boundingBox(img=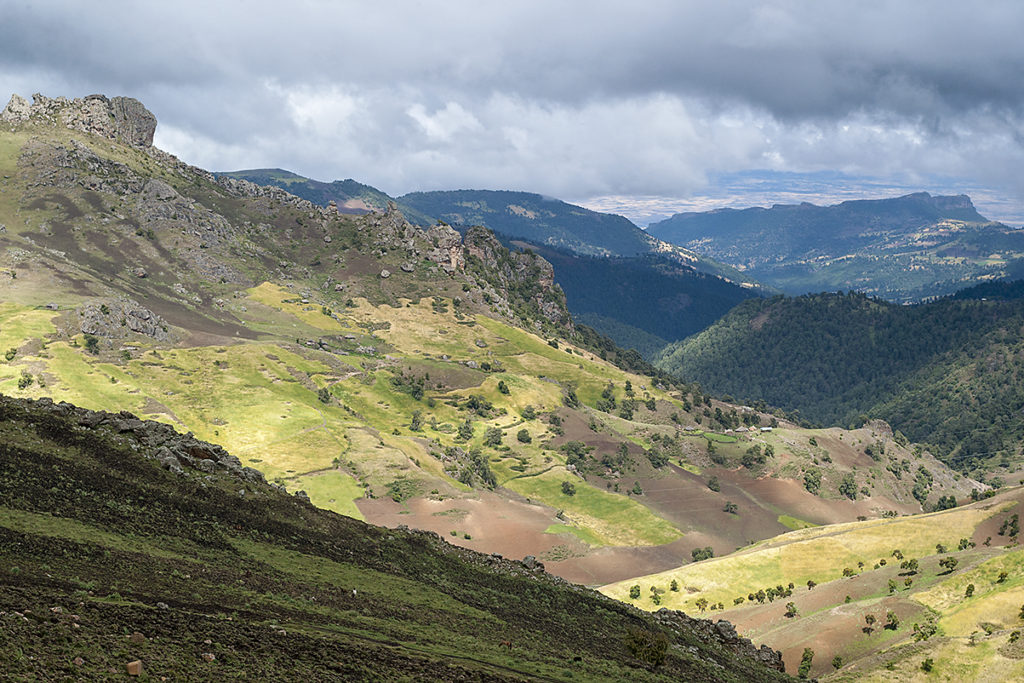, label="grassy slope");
[602,488,1024,679]
[0,395,791,681]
